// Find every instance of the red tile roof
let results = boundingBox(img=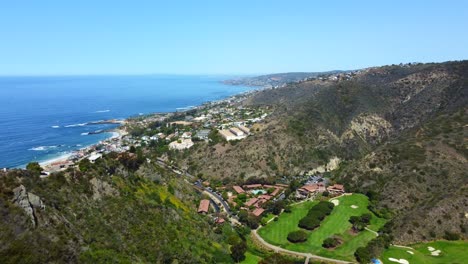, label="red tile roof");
[328,184,345,192]
[252,208,265,217]
[258,194,273,200]
[245,198,259,207]
[233,185,245,194]
[300,184,319,193]
[198,199,210,213]
[244,184,263,189]
[271,188,281,196]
